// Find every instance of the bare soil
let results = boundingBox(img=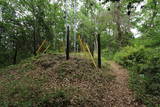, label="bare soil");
[107,61,146,107]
